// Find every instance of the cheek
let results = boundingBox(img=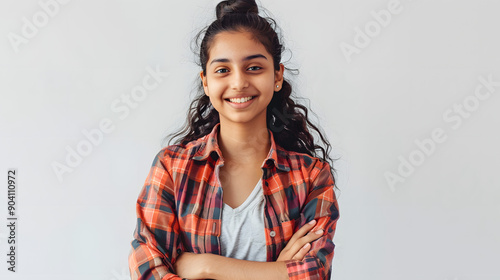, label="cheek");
[262,75,276,91]
[205,80,224,97]
[261,77,276,94]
